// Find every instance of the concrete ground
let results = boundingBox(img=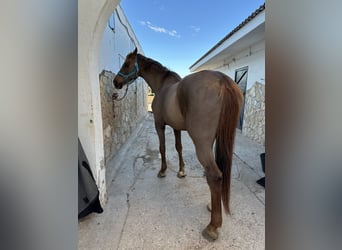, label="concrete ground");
[78,113,265,250]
